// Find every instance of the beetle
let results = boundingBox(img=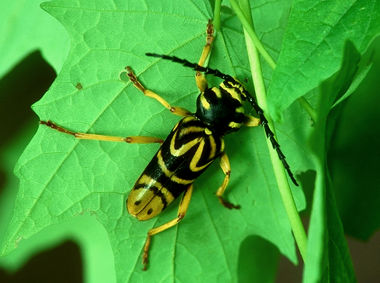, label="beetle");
[41,20,298,270]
